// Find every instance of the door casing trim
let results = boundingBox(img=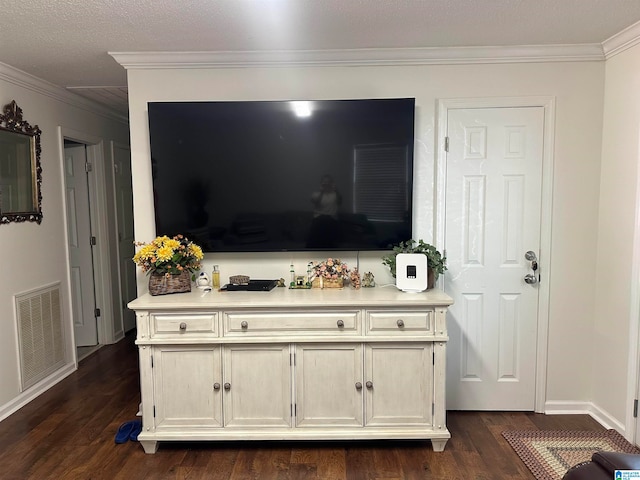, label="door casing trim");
[435,96,556,413]
[626,129,640,443]
[58,126,116,364]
